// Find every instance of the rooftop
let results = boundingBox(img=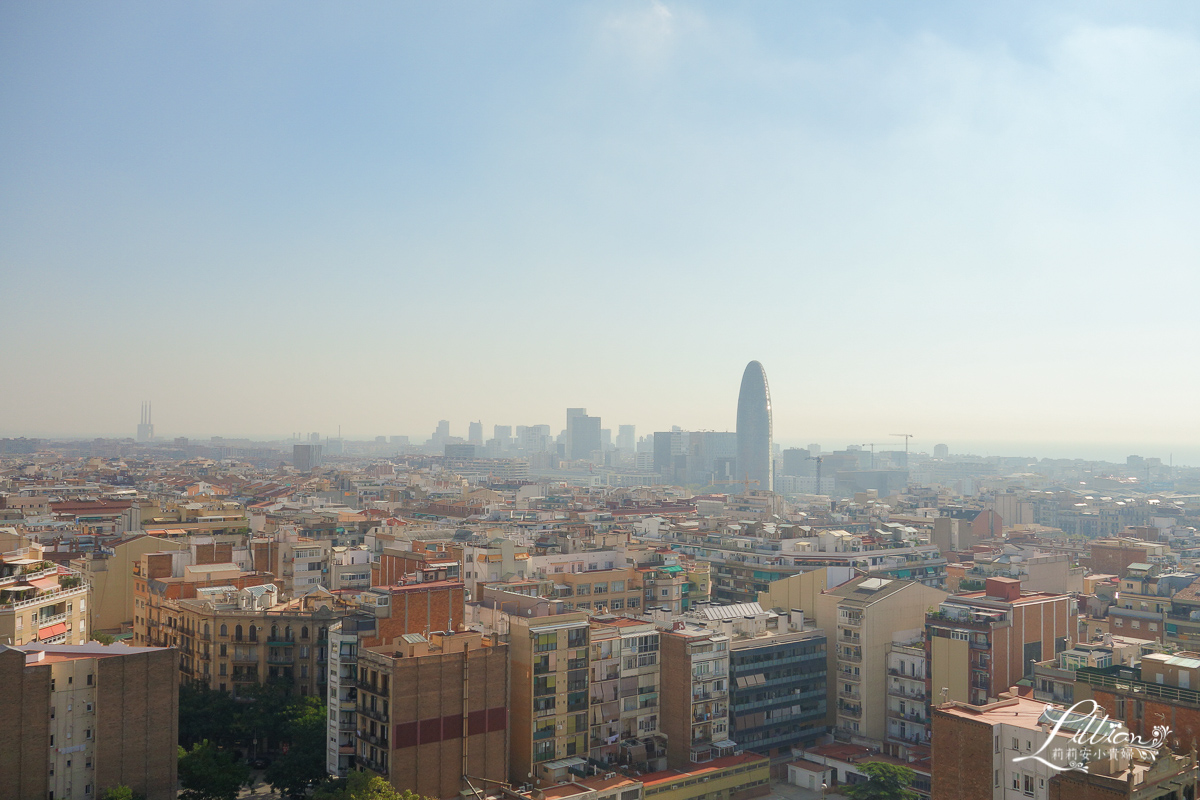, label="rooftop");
[639,753,765,787]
